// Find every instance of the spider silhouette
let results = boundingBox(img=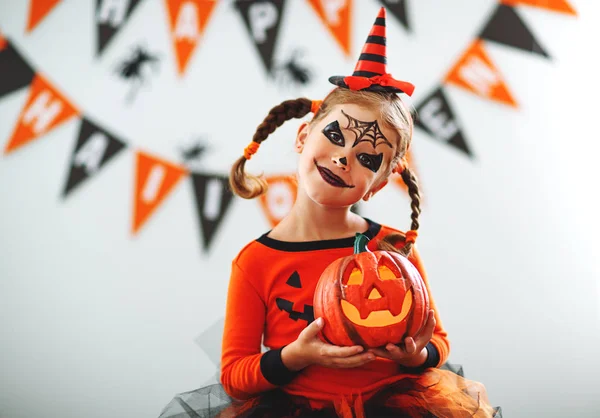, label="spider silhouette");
[115,44,161,103]
[180,141,208,163]
[179,139,212,172]
[274,48,313,89]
